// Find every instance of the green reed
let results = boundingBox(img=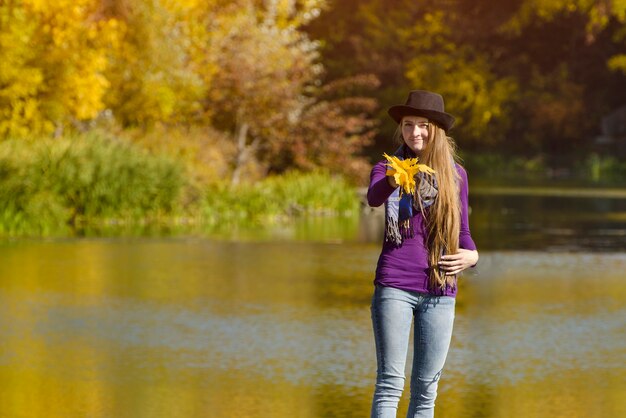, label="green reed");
[0,136,361,236]
[201,170,360,227]
[0,135,185,236]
